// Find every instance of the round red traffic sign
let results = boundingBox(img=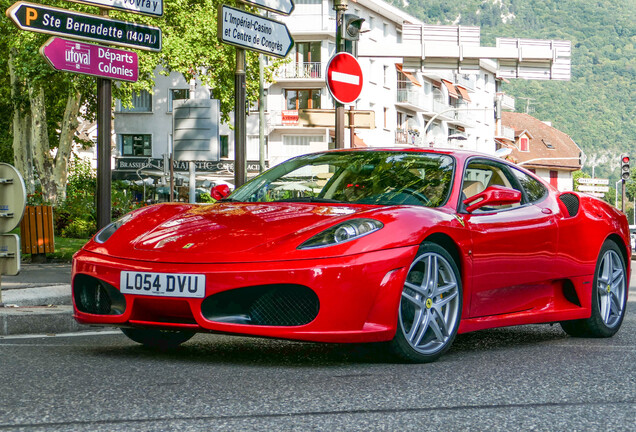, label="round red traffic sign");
[326,52,363,105]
